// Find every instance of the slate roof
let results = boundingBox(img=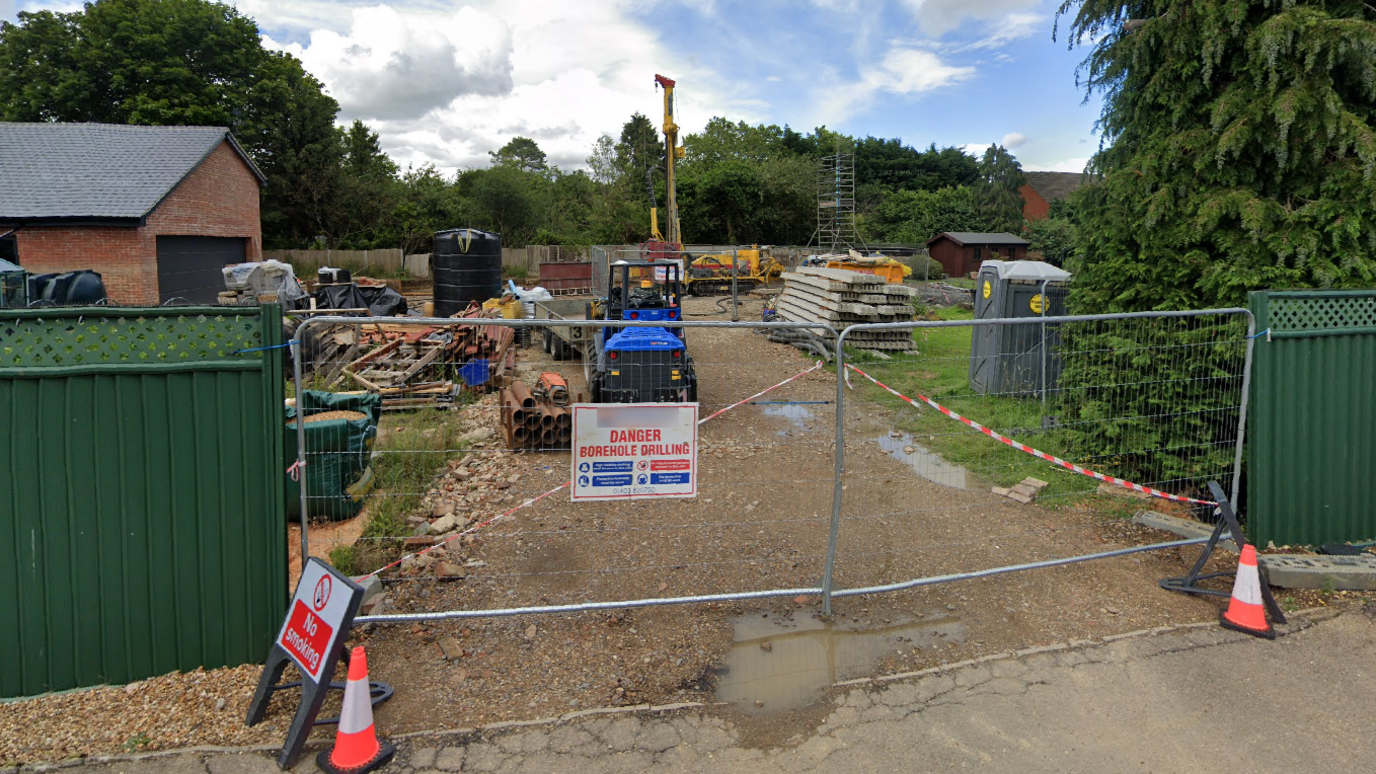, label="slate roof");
[928,232,1031,246]
[1022,171,1086,202]
[0,123,265,224]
